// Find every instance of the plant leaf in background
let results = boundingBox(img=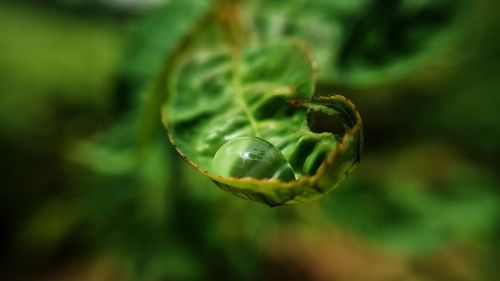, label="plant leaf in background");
[120,0,210,96]
[247,0,467,86]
